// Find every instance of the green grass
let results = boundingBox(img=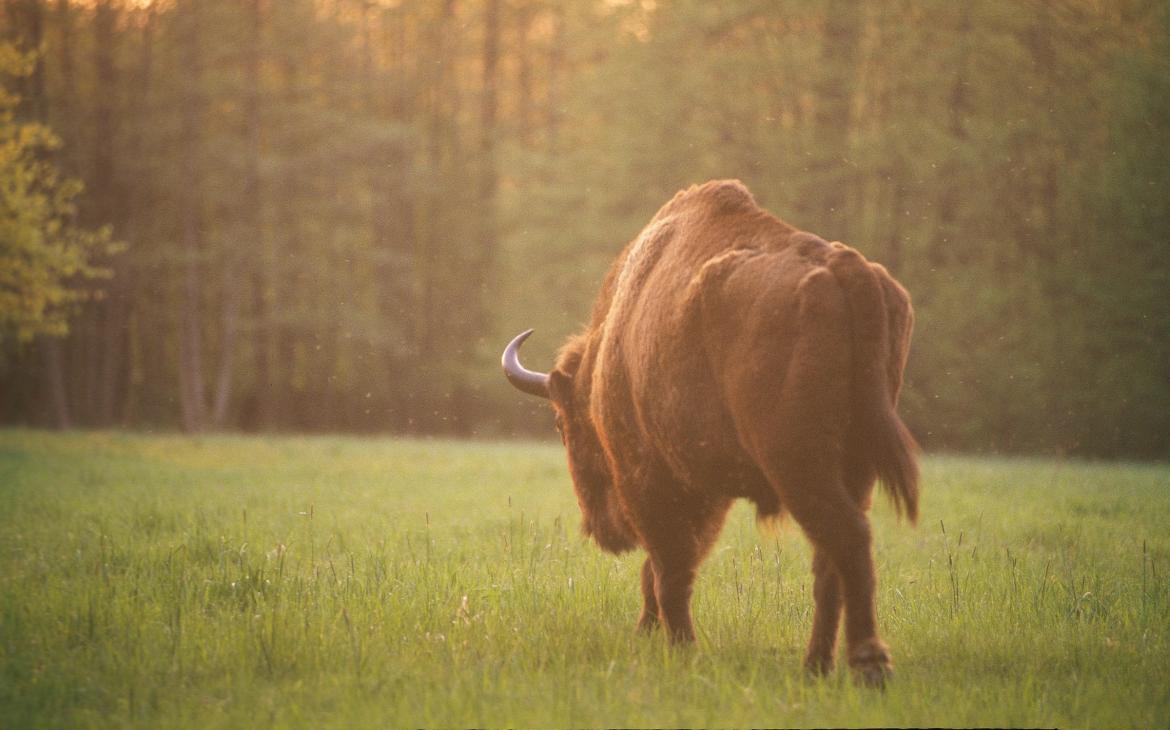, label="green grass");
[0,430,1167,728]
